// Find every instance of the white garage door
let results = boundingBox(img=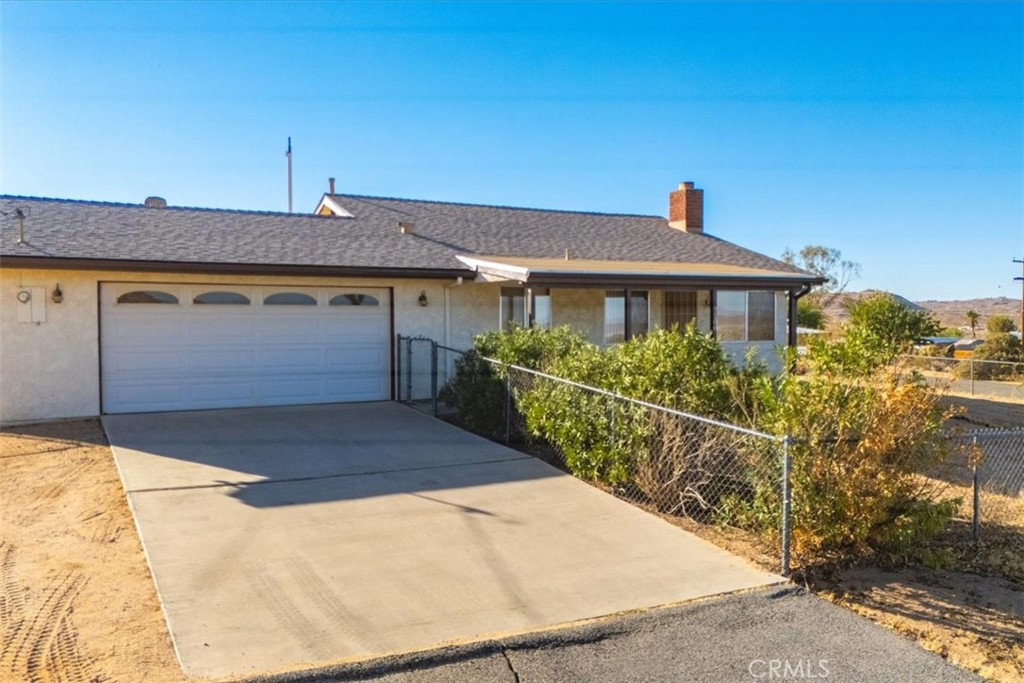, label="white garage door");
[100,283,391,413]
